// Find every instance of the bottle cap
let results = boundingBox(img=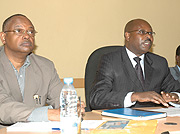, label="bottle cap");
[64,77,73,84]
